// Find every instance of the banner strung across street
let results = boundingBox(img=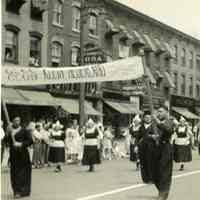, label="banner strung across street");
[2,56,144,86]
